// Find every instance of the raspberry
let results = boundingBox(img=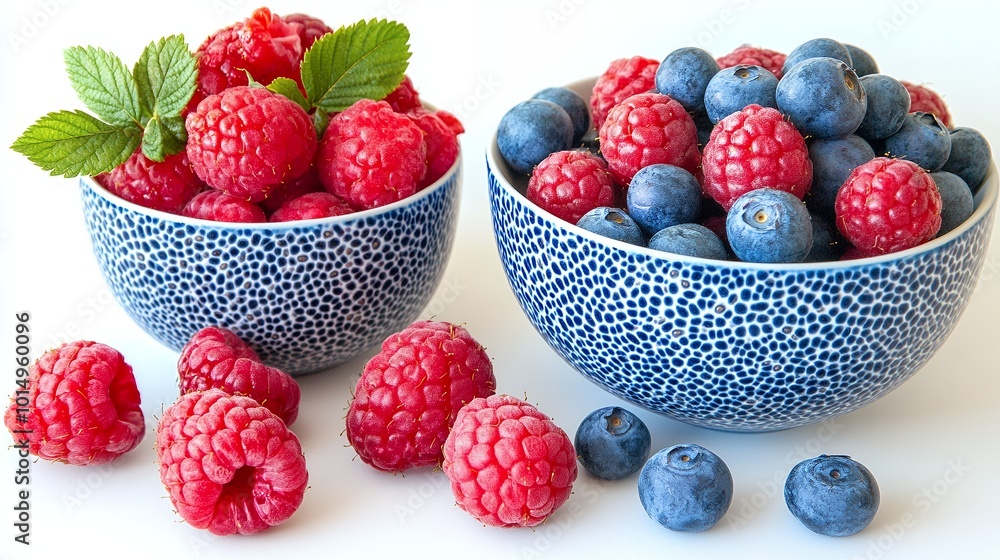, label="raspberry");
[182,190,266,223]
[345,321,496,472]
[715,45,788,79]
[156,389,308,535]
[527,150,616,224]
[384,75,422,113]
[434,110,466,136]
[701,104,812,210]
[317,99,427,210]
[270,192,354,222]
[178,326,259,375]
[442,394,577,528]
[590,56,659,130]
[599,92,702,186]
[283,12,333,51]
[4,341,144,465]
[96,149,204,213]
[406,108,461,188]
[835,157,942,255]
[186,86,317,202]
[901,81,953,128]
[259,165,323,215]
